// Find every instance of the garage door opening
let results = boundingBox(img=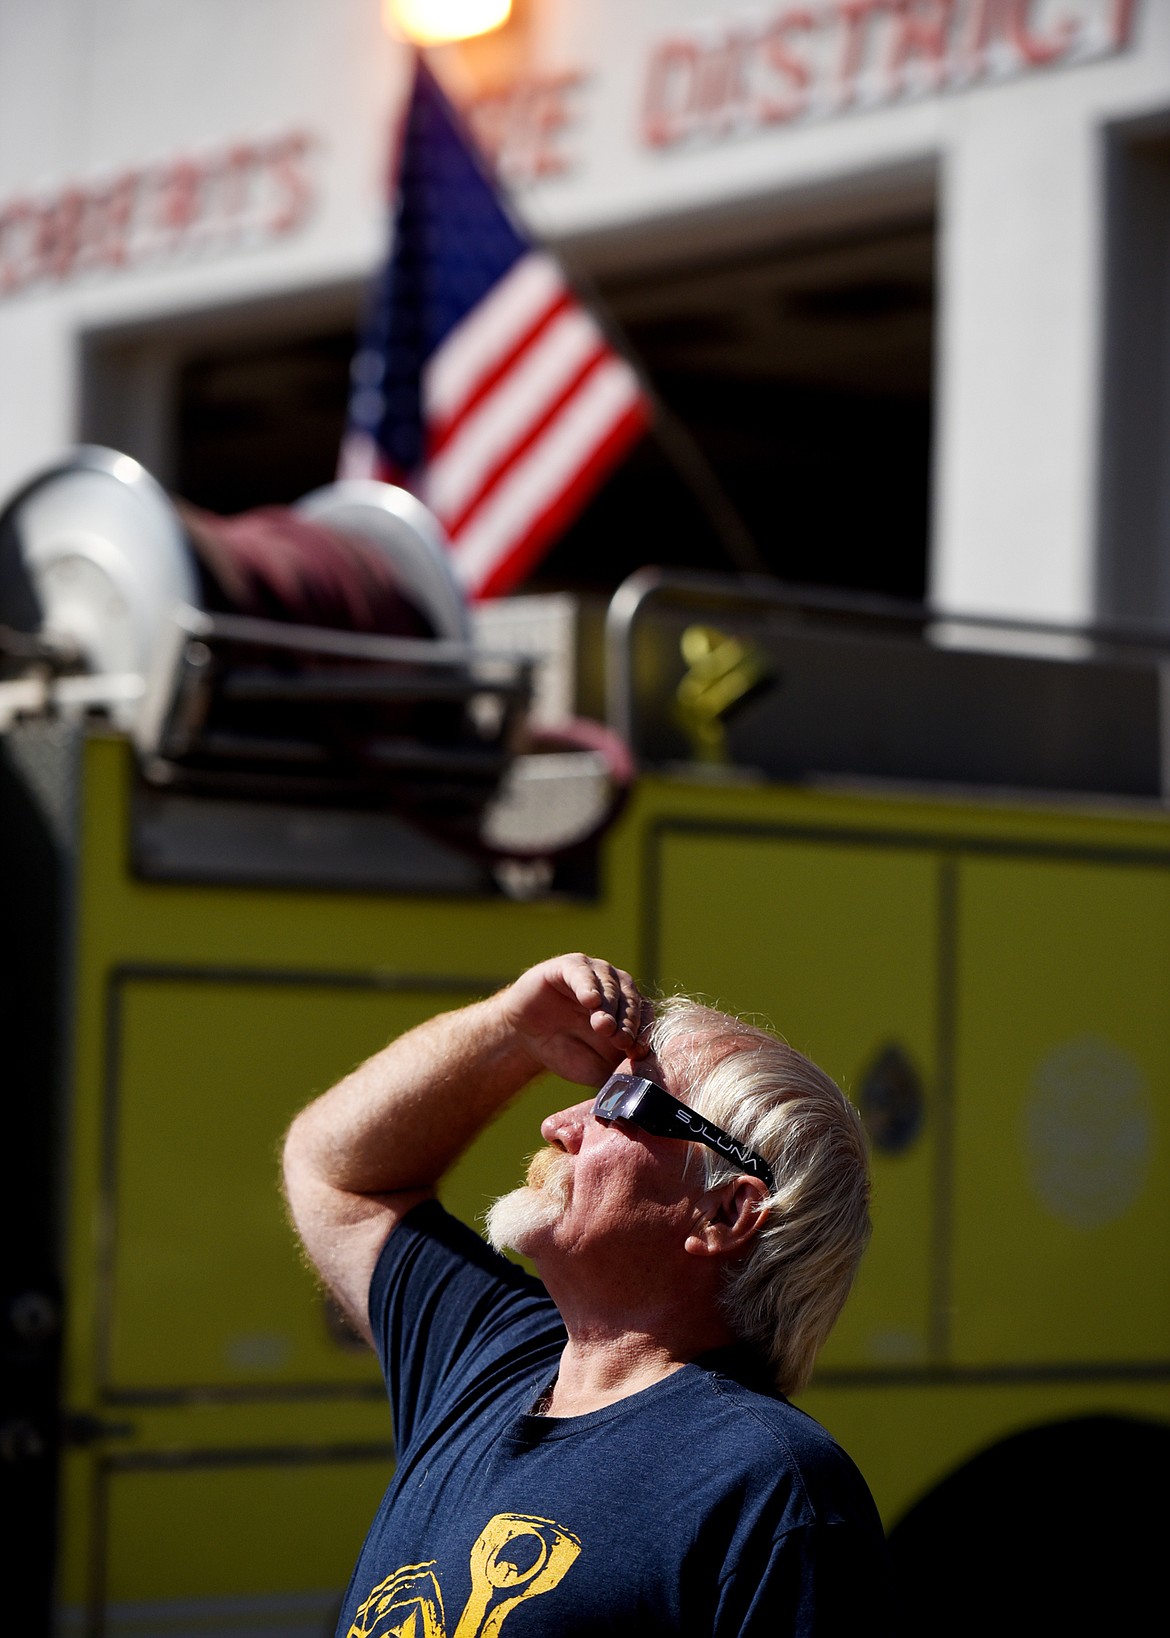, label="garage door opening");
[80,288,360,522]
[173,327,356,516]
[536,215,937,602]
[1097,119,1170,630]
[82,214,936,606]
